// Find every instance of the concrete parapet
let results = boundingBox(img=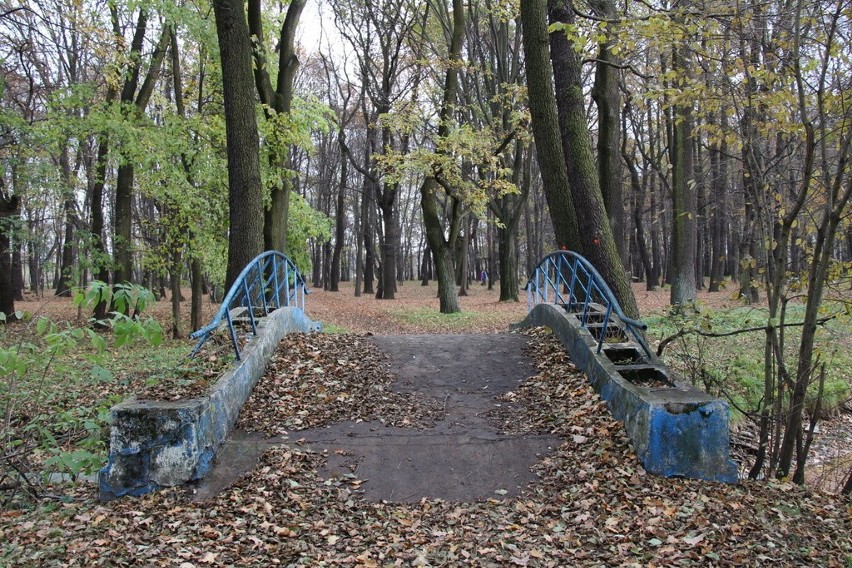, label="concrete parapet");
[513,304,738,483]
[99,307,321,501]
